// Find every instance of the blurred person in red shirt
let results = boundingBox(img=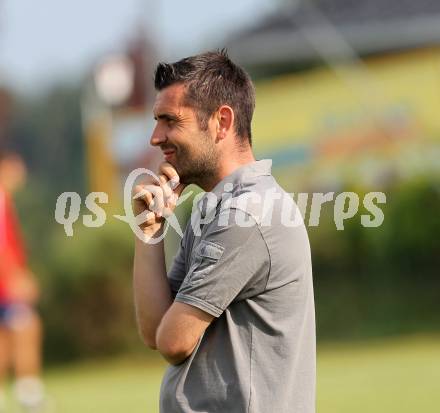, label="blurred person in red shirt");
[0,151,46,412]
